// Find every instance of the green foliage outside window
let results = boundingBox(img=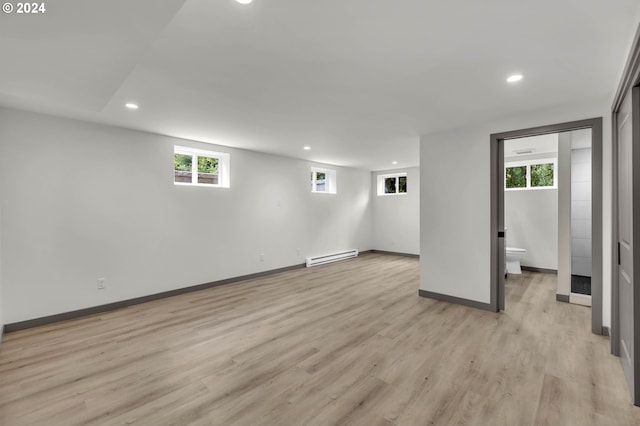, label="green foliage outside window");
[506,166,527,188]
[398,176,407,193]
[383,176,407,194]
[197,156,218,175]
[385,177,396,193]
[531,163,554,187]
[174,154,192,171]
[174,154,218,174]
